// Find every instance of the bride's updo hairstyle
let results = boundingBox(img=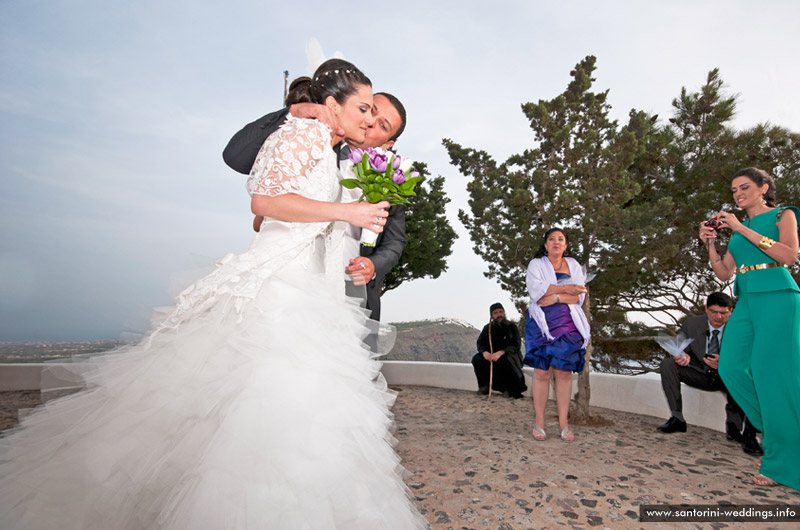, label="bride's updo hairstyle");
[732,167,777,207]
[308,58,372,105]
